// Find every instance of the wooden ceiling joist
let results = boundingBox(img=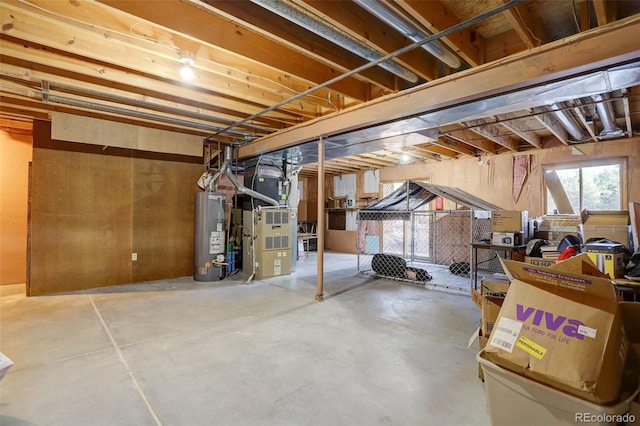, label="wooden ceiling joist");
[239,15,640,158]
